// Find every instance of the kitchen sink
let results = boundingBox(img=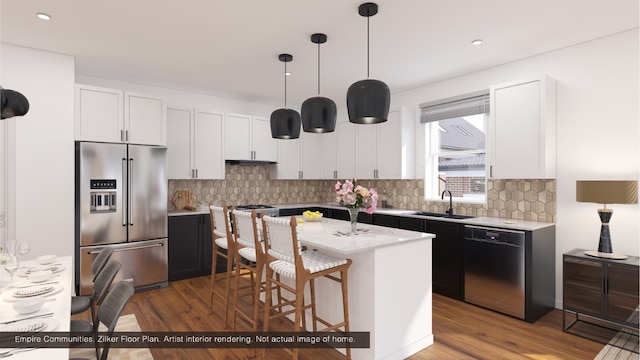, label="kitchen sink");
[413,212,475,220]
